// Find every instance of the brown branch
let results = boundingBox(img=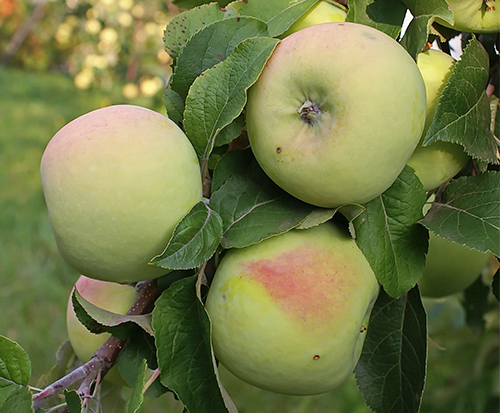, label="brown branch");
[32,278,161,410]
